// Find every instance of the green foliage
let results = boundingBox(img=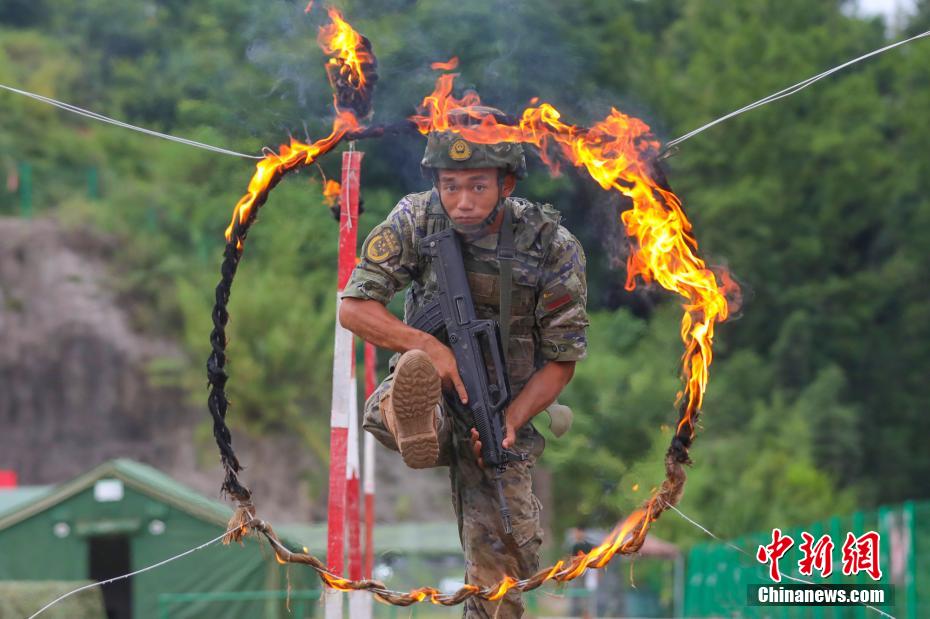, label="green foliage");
[2,0,929,549]
[544,306,681,528]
